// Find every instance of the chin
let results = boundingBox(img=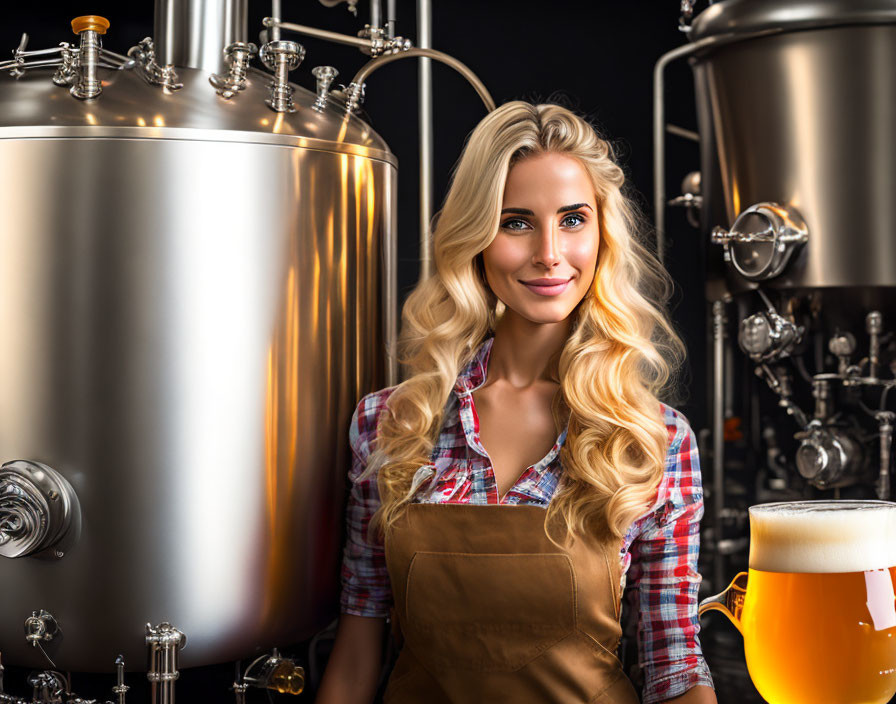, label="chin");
[515,306,577,325]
